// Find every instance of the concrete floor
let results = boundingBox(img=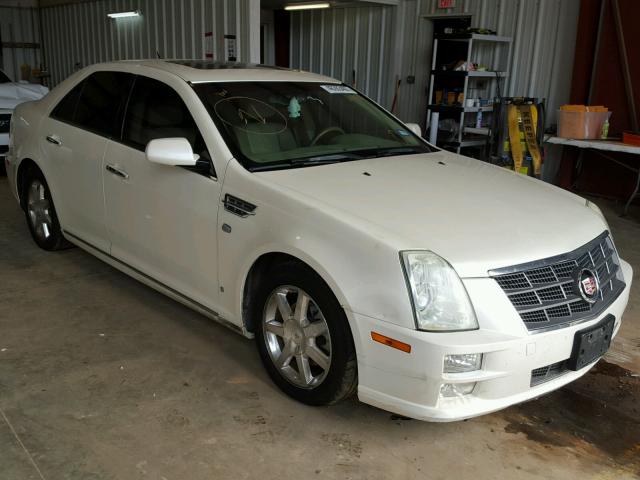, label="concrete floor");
[1,176,639,480]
